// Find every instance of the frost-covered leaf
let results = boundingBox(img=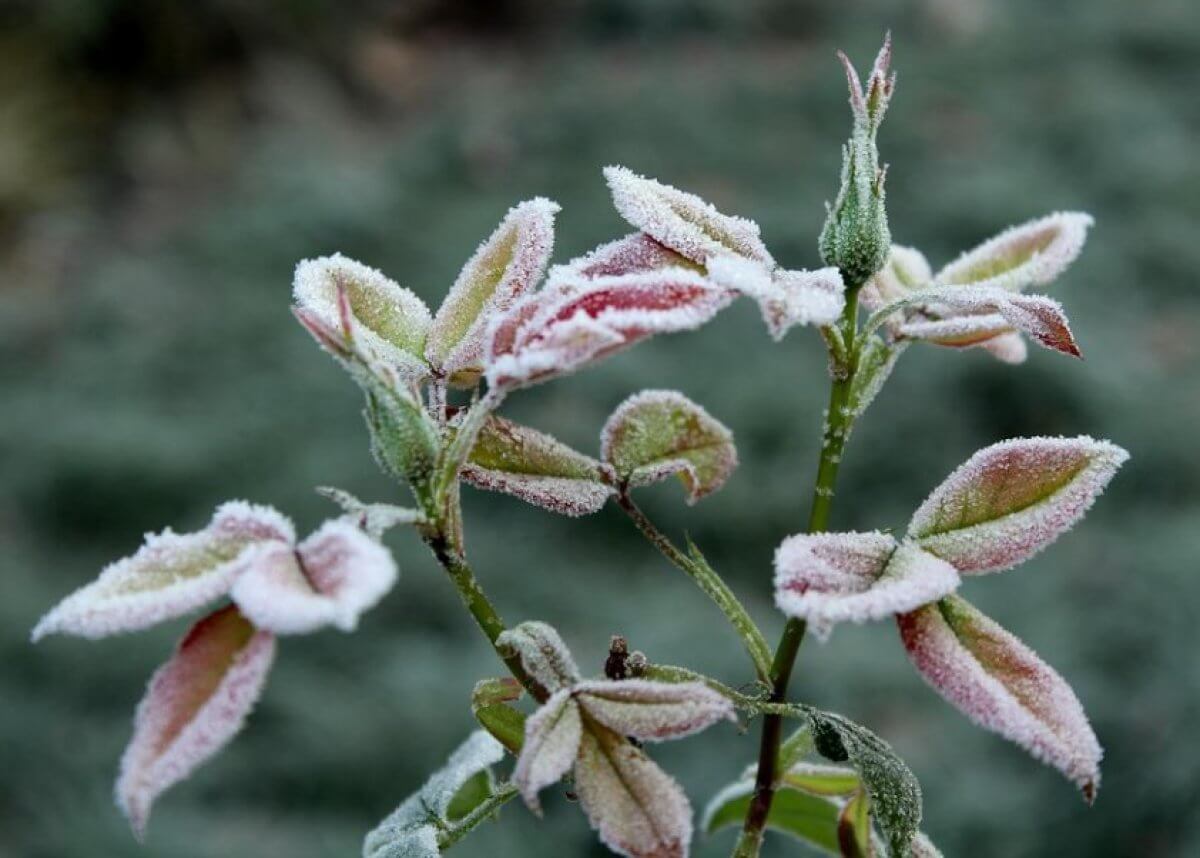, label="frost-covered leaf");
[117,605,275,838]
[364,730,506,858]
[230,520,398,635]
[462,415,615,516]
[426,198,559,383]
[316,487,424,539]
[496,621,581,693]
[978,330,1028,364]
[485,269,733,390]
[838,789,872,858]
[848,335,906,419]
[910,832,944,858]
[294,254,432,382]
[472,678,527,755]
[898,595,1102,801]
[513,689,584,814]
[860,245,932,312]
[574,722,694,858]
[702,779,840,853]
[934,212,1093,293]
[782,763,861,797]
[365,380,441,486]
[773,534,959,641]
[573,679,736,741]
[806,710,921,857]
[601,390,737,503]
[604,166,774,266]
[899,286,1081,358]
[556,232,697,279]
[32,502,293,641]
[908,436,1128,574]
[708,255,844,339]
